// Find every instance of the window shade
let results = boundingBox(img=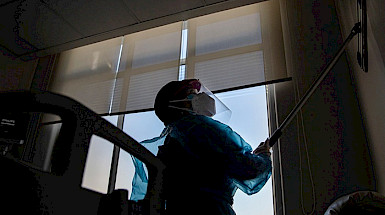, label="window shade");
[186,0,286,91]
[110,22,182,113]
[112,67,179,112]
[194,51,265,91]
[49,0,286,115]
[49,37,123,114]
